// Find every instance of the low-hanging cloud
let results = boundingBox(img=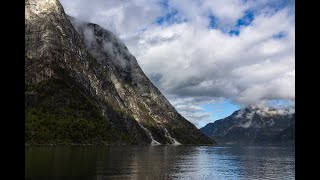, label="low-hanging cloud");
[69,16,136,70]
[61,0,163,37]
